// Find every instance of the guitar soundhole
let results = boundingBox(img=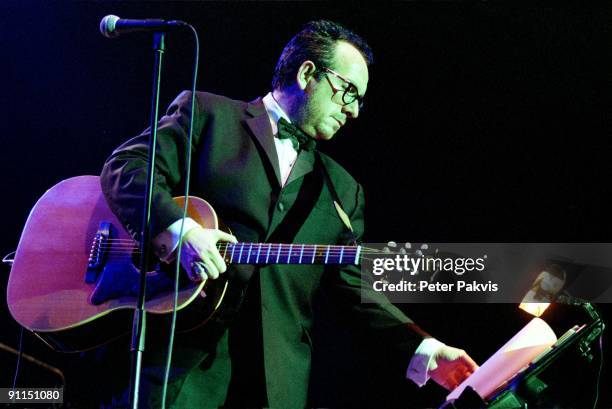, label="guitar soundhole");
[128,249,170,277]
